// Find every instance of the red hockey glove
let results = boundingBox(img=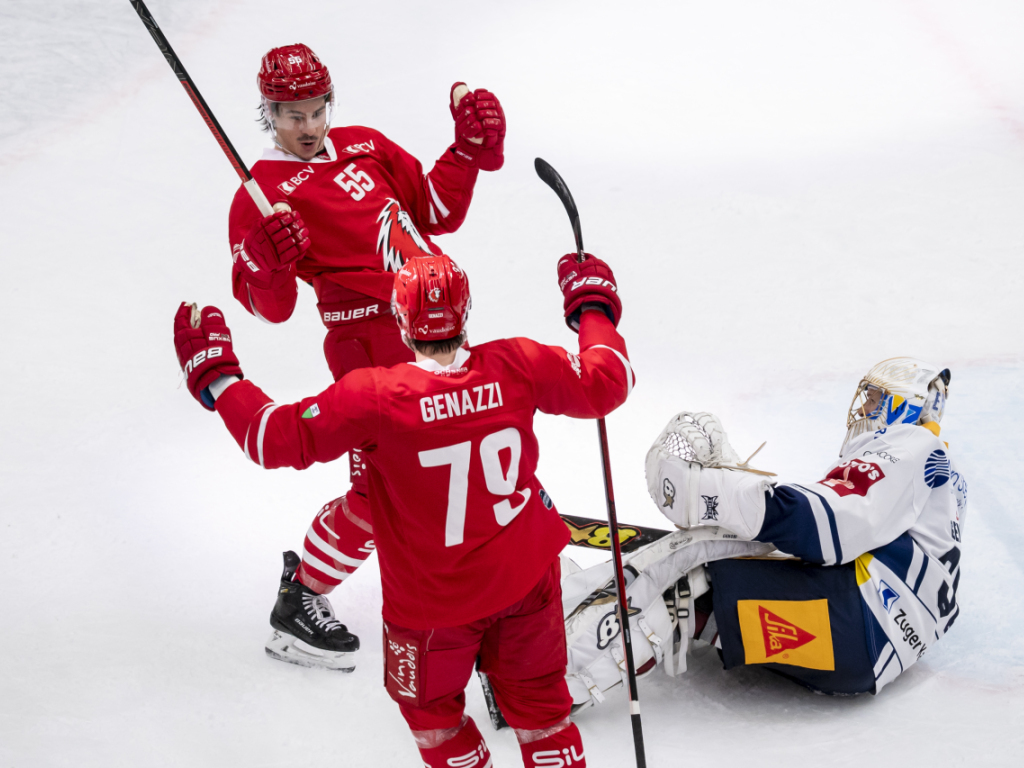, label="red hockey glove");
[236,210,309,290]
[173,302,244,411]
[557,253,622,332]
[449,83,506,170]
